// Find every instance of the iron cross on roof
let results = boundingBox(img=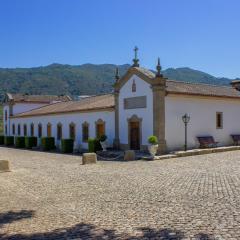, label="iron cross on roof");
[132,46,140,67]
